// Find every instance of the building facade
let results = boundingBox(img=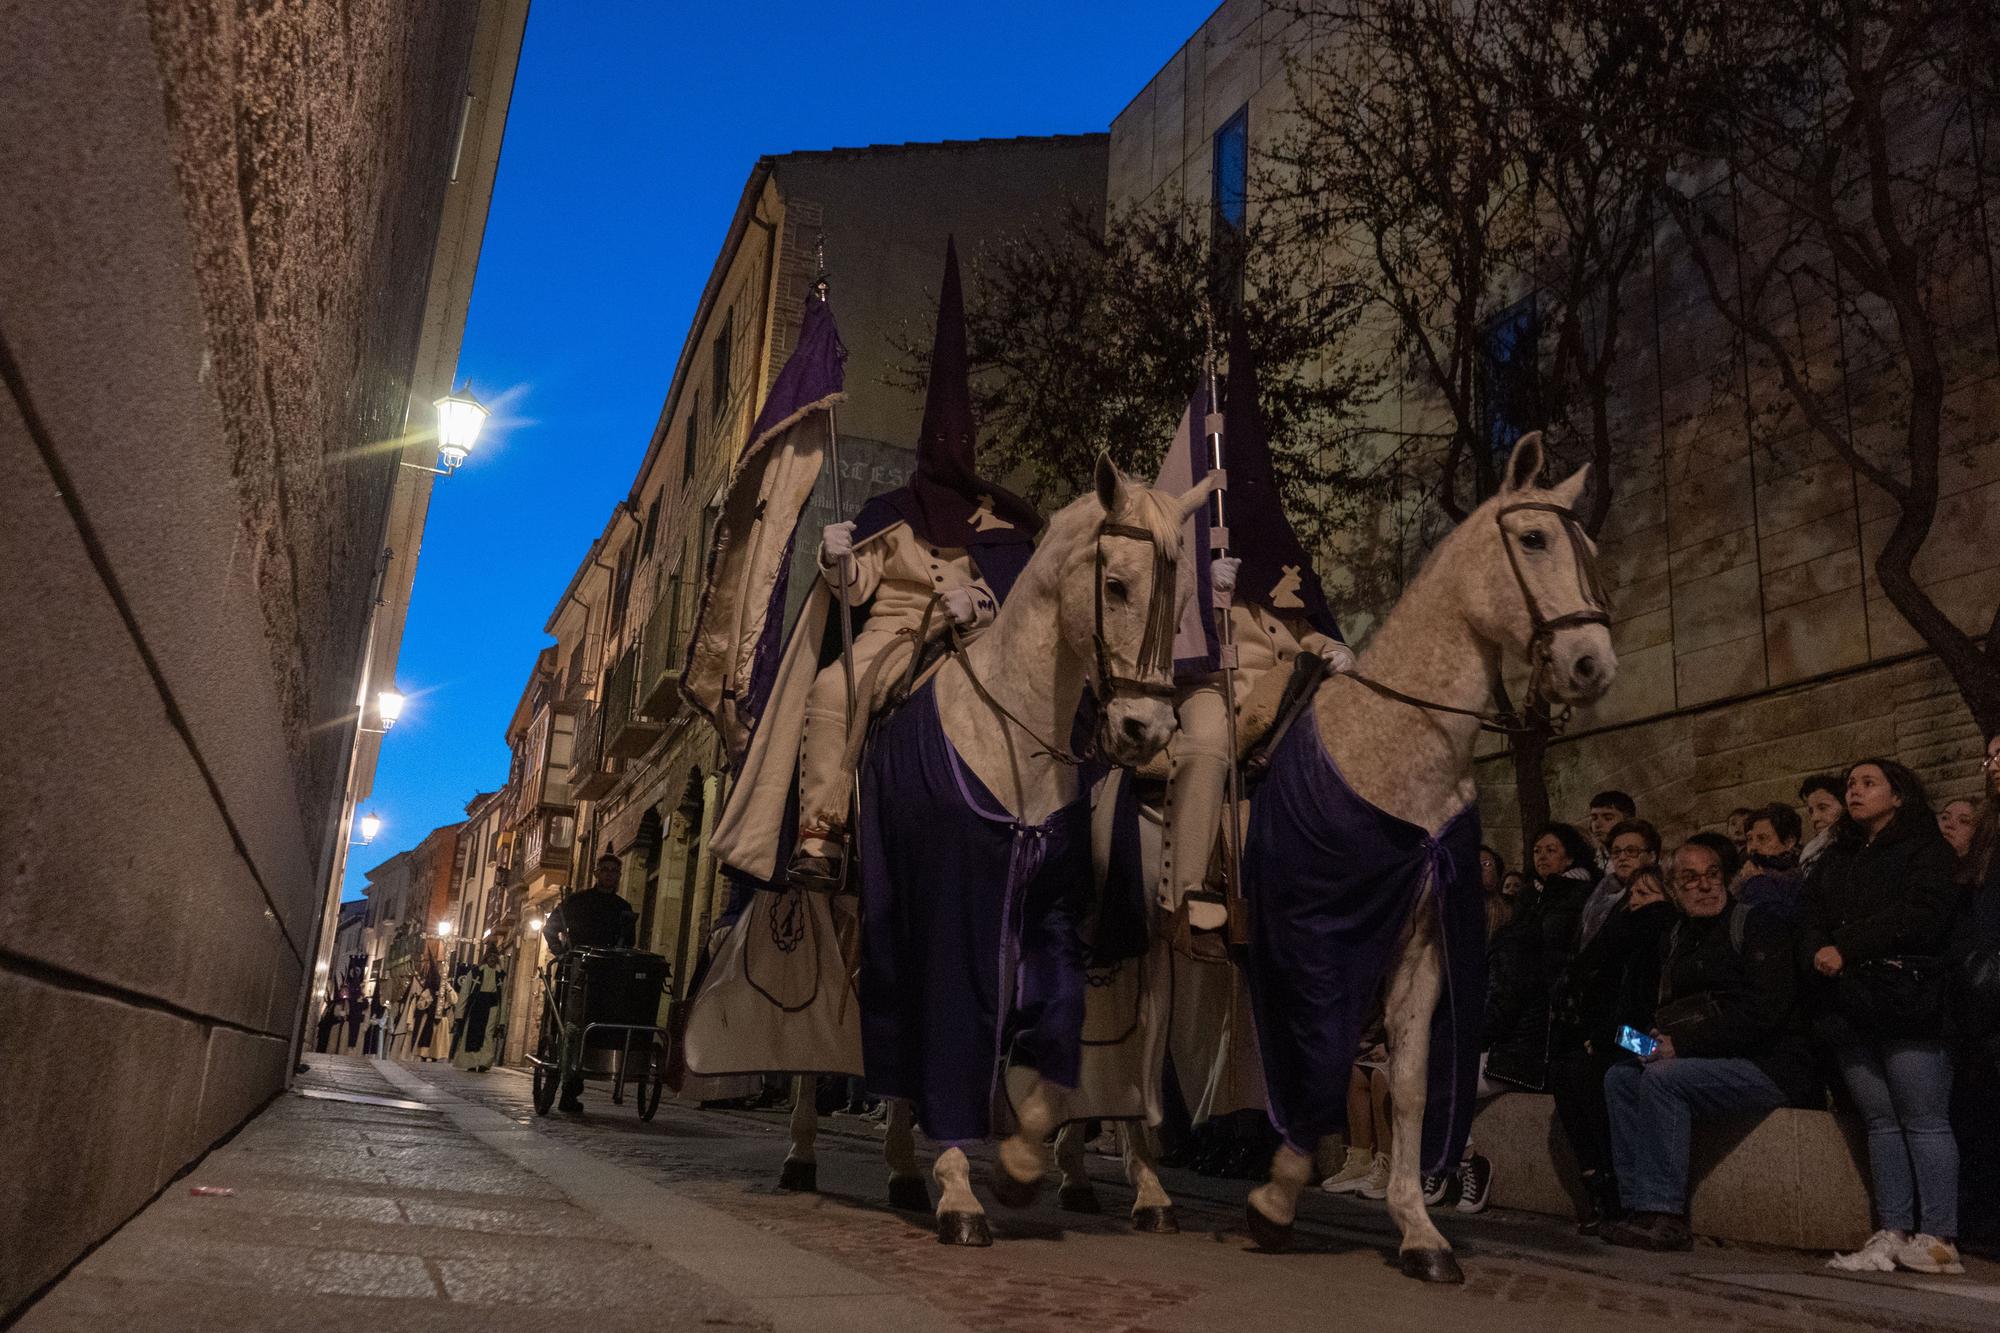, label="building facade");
[555,135,1110,1045]
[1110,2,1998,850]
[0,0,526,1310]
